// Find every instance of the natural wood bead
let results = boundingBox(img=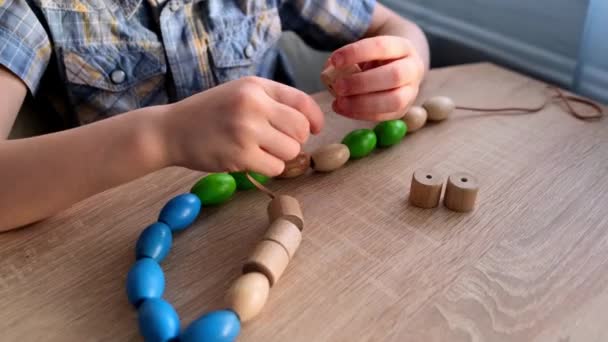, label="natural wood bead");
[225,272,270,323]
[409,169,444,209]
[267,195,304,230]
[444,172,479,212]
[320,64,362,96]
[311,143,350,172]
[278,152,310,179]
[402,106,428,132]
[263,219,302,259]
[243,240,290,287]
[423,96,455,121]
